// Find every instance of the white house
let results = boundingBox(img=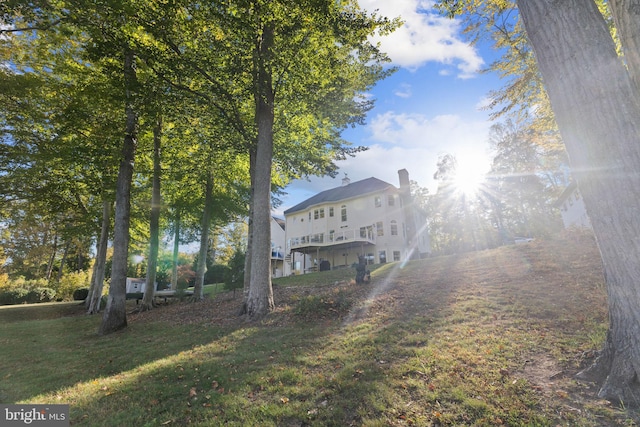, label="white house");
[270,216,286,278]
[283,169,430,274]
[555,181,592,229]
